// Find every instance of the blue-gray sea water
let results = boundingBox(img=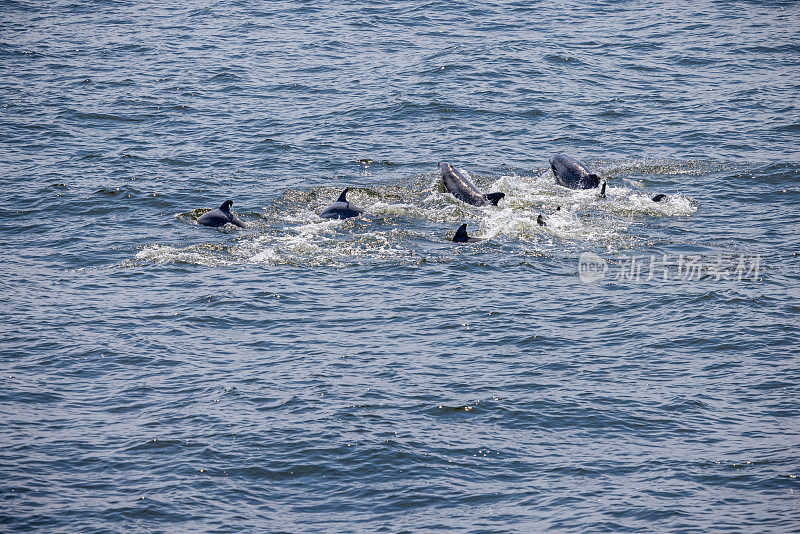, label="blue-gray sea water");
[2,0,799,531]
